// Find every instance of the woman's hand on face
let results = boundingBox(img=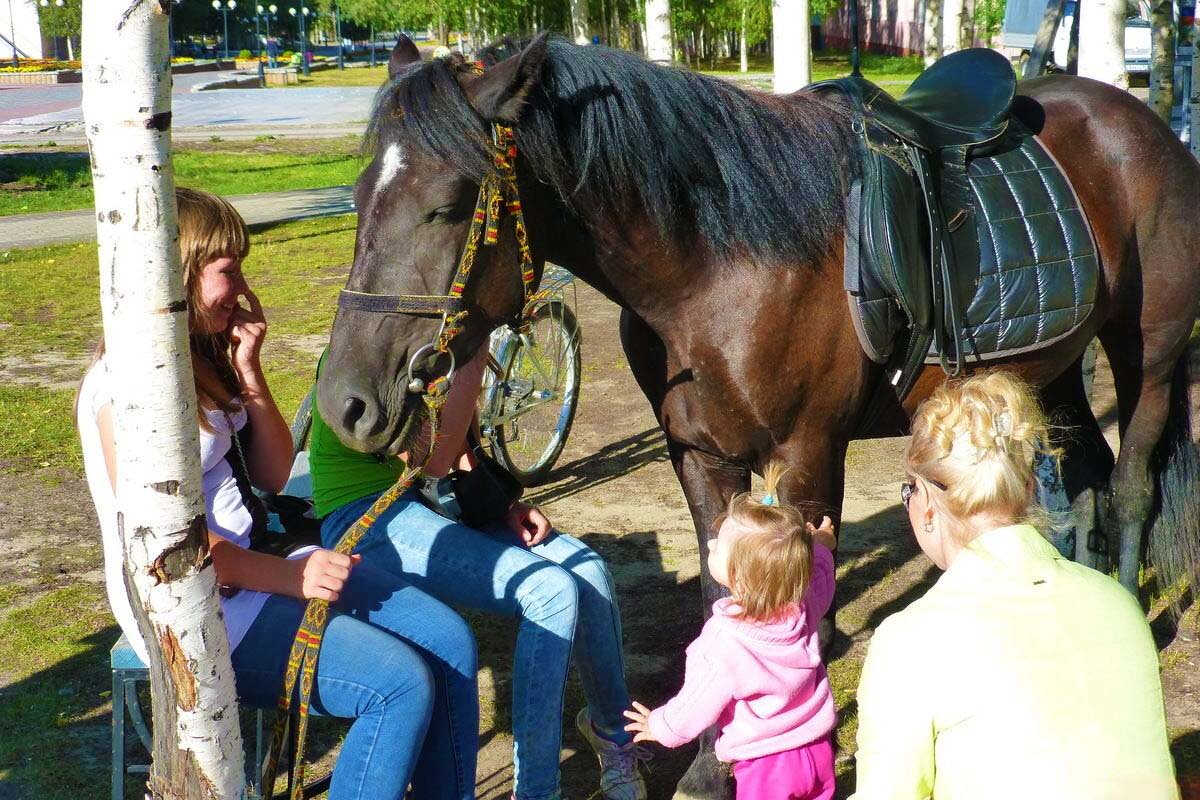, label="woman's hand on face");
[296,550,362,602]
[506,502,552,547]
[623,702,657,744]
[229,289,268,378]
